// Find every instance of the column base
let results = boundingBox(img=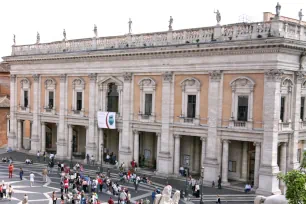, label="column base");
[256,165,281,196]
[118,150,133,168]
[221,181,230,186]
[157,152,173,175]
[203,158,219,184]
